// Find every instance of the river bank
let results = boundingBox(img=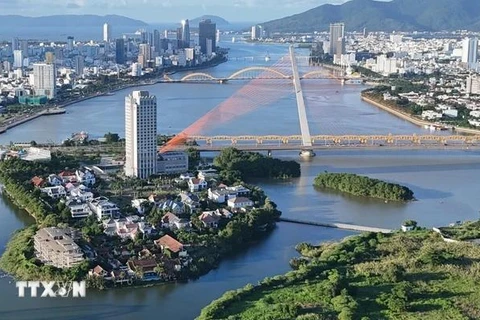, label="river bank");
[361,95,480,135]
[0,57,228,136]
